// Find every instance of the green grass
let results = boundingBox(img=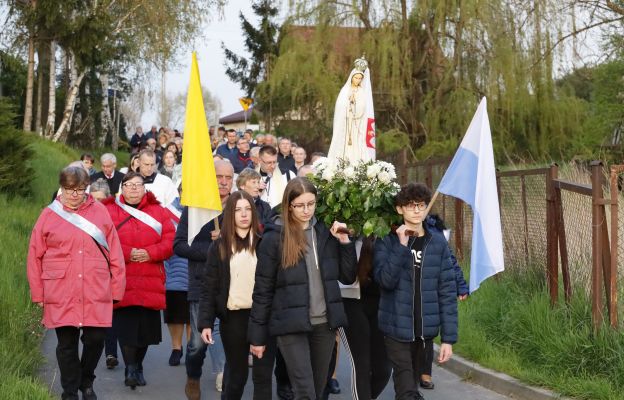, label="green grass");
[0,136,128,398]
[455,267,624,400]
